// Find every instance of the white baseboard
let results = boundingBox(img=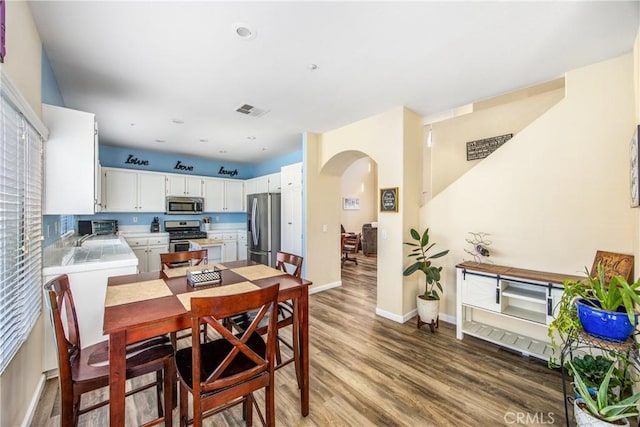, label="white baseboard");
[375,307,456,325]
[309,280,342,294]
[21,374,46,427]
